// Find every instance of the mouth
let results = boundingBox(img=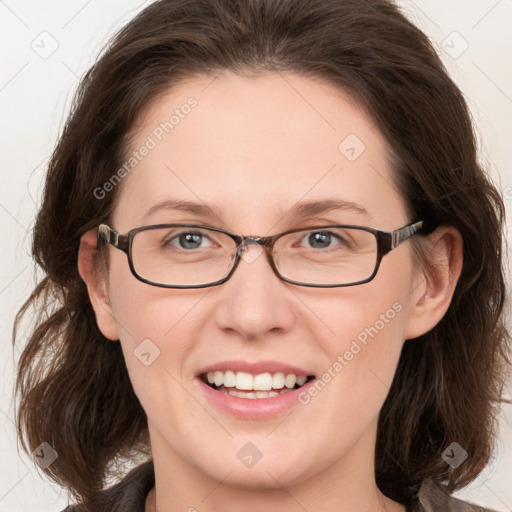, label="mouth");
[198,372,316,399]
